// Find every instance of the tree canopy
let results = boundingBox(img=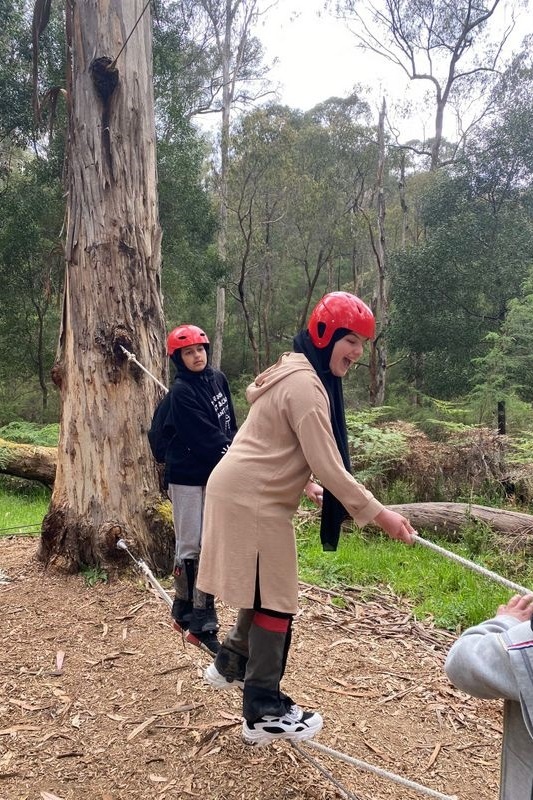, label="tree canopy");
[1,0,533,439]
